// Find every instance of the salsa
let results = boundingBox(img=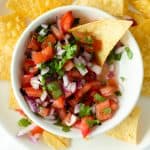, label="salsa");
[21,11,121,137]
